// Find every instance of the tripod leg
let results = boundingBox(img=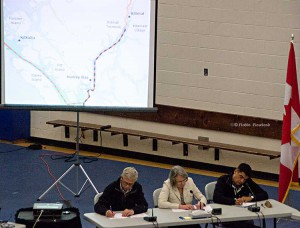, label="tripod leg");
[37,164,76,200]
[78,164,99,194]
[38,112,99,200]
